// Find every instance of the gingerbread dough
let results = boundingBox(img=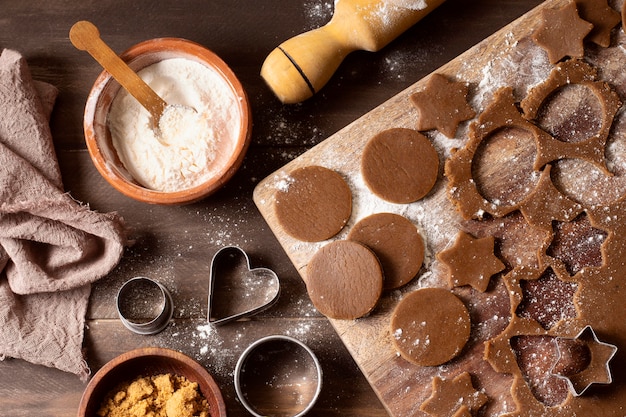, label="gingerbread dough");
[274,165,351,242]
[410,73,476,138]
[532,1,593,64]
[420,372,488,417]
[575,0,620,47]
[390,288,470,367]
[436,231,505,292]
[361,128,439,204]
[305,240,383,320]
[347,213,424,290]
